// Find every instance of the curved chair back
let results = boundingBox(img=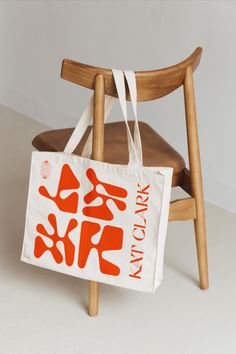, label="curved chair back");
[61,47,202,101]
